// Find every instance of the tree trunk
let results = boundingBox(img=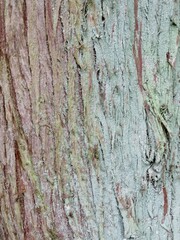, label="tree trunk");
[0,0,180,239]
